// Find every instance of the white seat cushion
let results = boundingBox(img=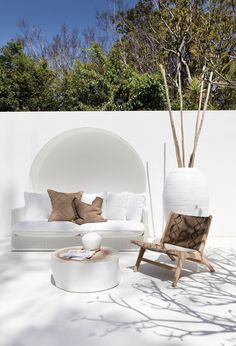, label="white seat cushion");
[78,220,144,236]
[12,220,144,238]
[12,220,80,237]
